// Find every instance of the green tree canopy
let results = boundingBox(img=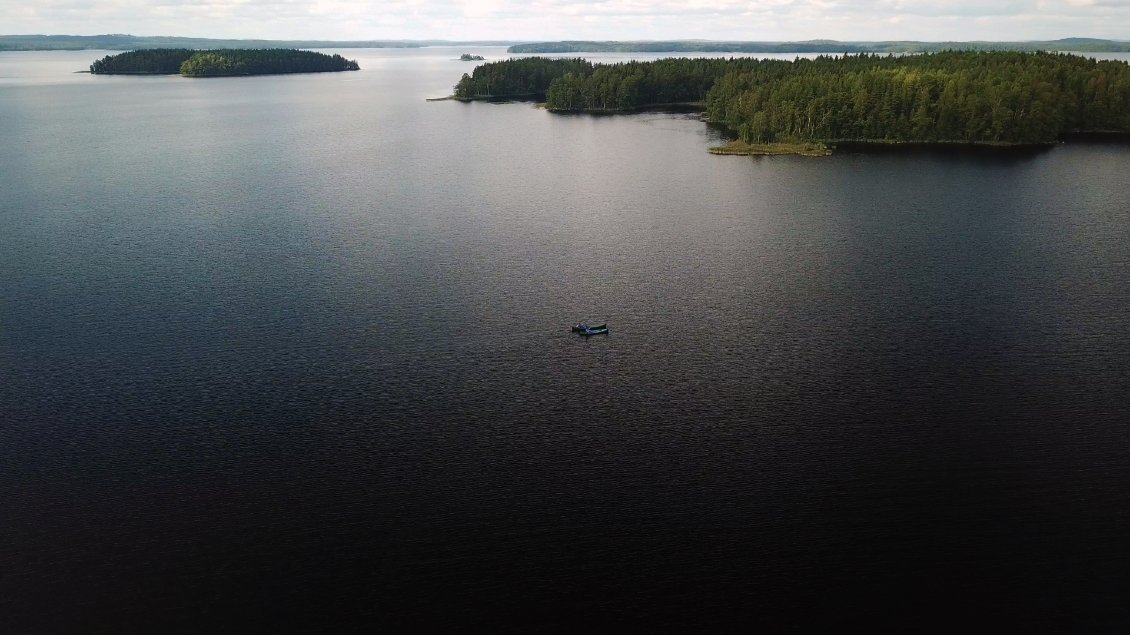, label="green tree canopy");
[468,52,1130,144]
[90,48,360,76]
